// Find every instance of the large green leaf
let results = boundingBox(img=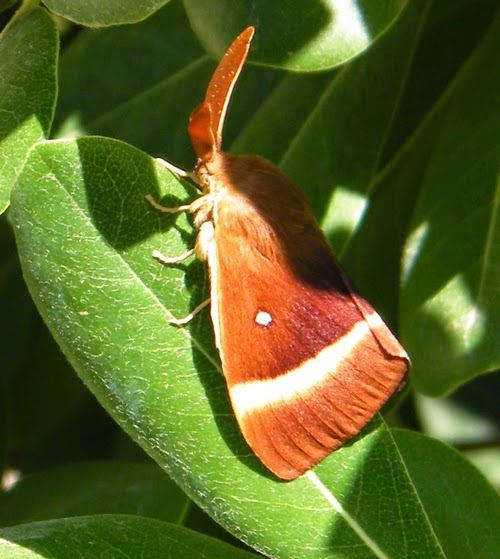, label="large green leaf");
[54,0,434,266]
[54,1,205,138]
[400,11,500,396]
[216,0,499,336]
[10,137,499,558]
[0,515,258,558]
[183,0,407,71]
[0,5,57,214]
[42,0,170,27]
